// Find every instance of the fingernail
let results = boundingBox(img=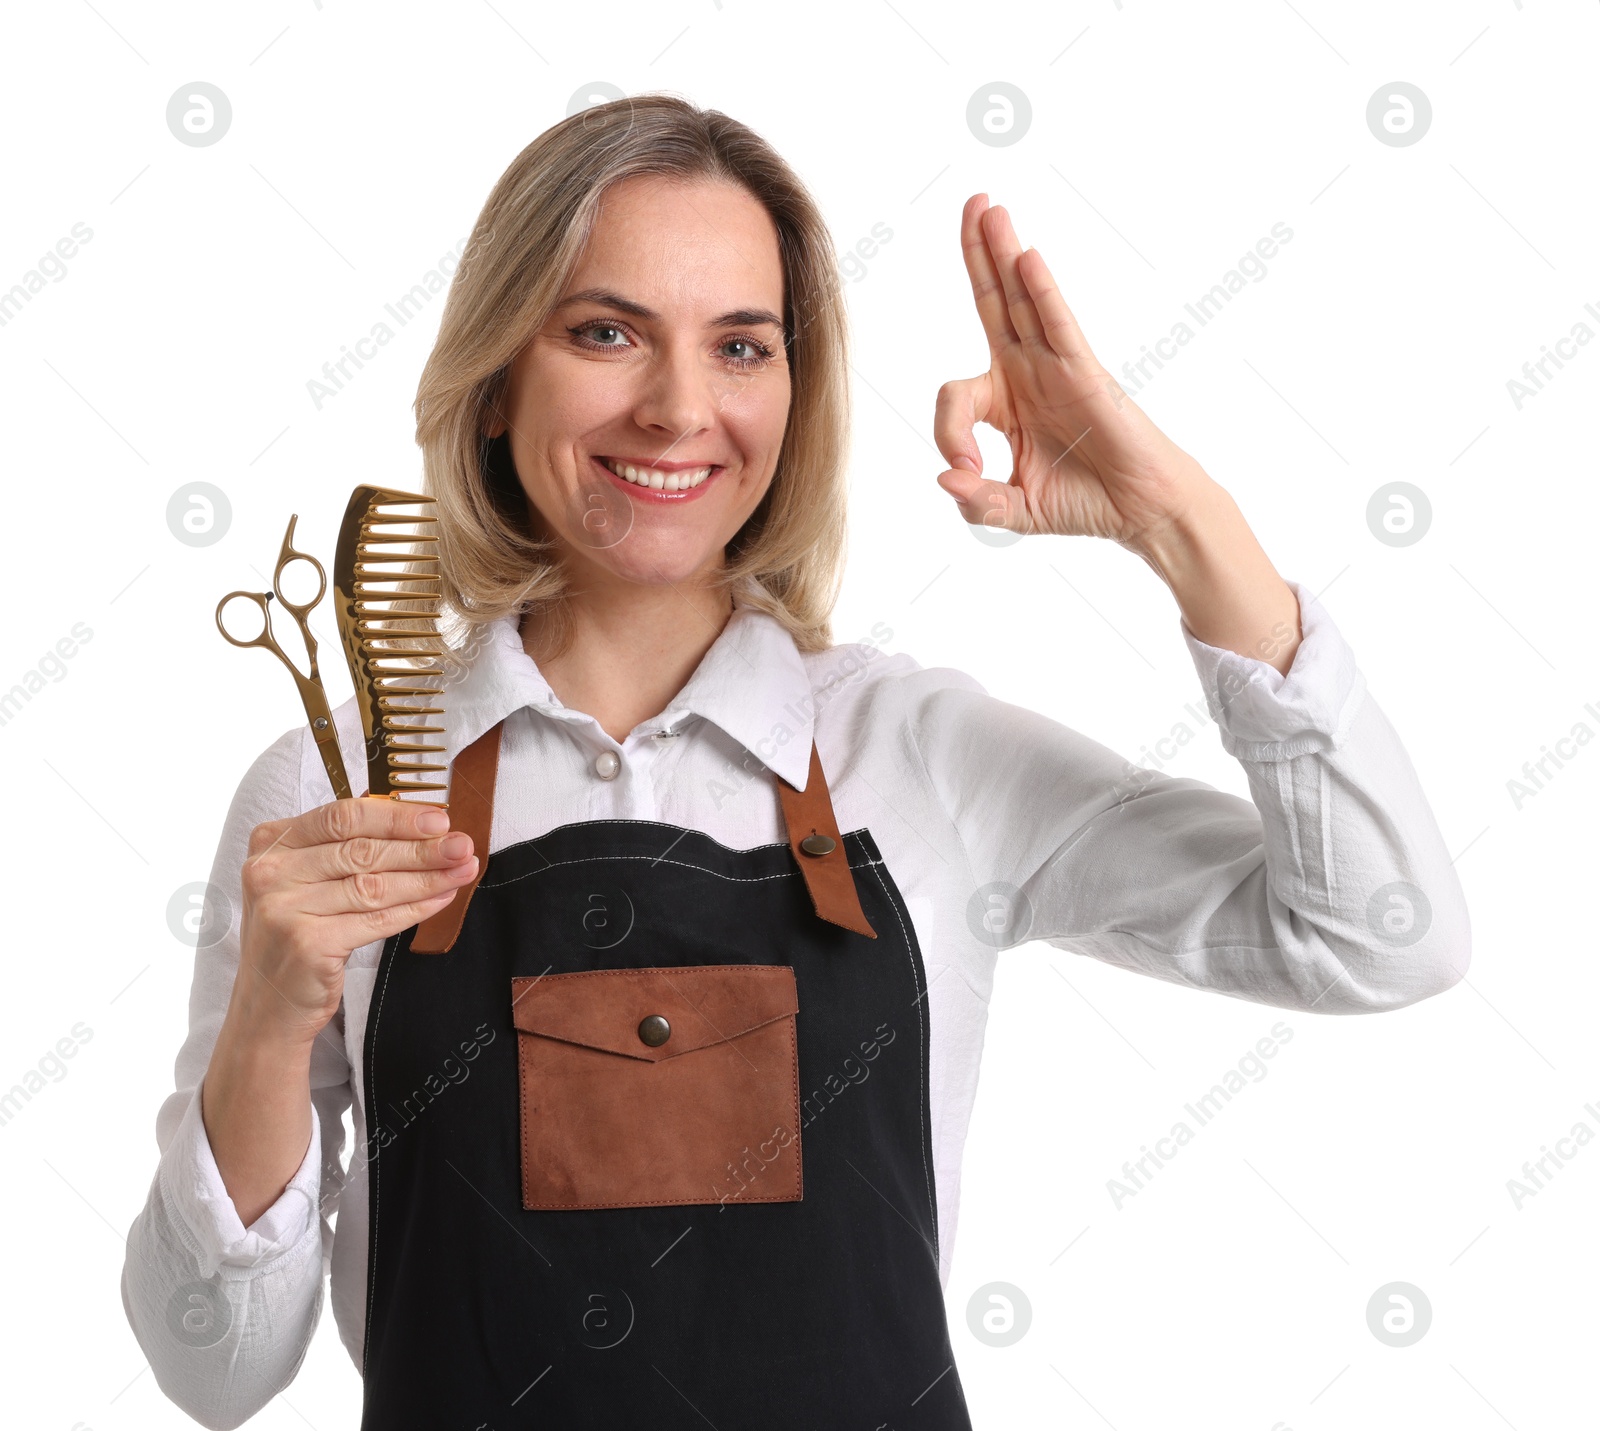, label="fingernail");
[441,832,471,859]
[418,808,450,834]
